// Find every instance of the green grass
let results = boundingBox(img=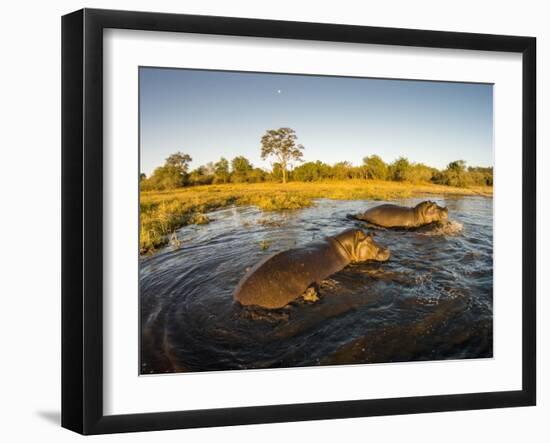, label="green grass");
[140,180,492,254]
